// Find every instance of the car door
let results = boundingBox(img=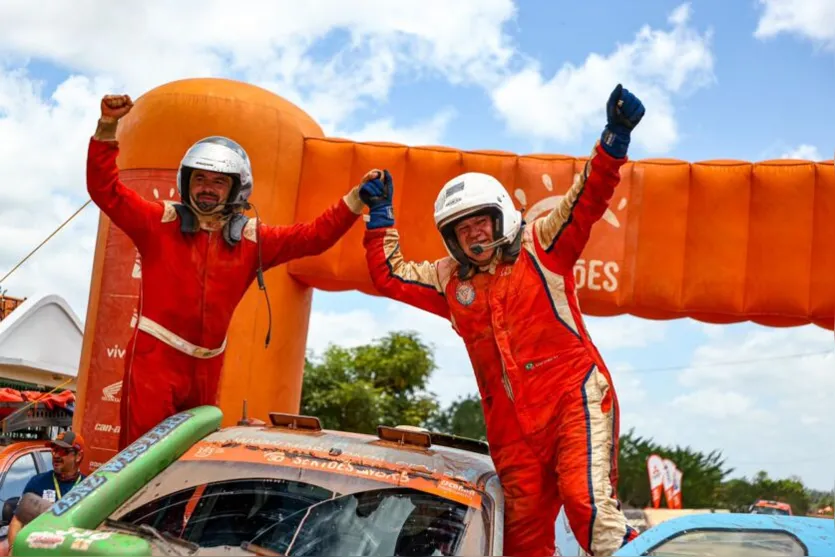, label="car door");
[0,454,38,505]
